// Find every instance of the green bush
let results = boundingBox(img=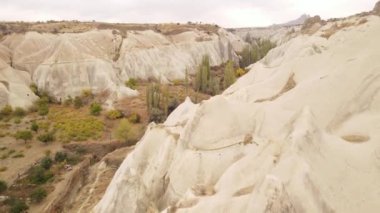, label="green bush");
[34,97,49,116]
[38,132,55,144]
[14,130,32,143]
[31,121,39,132]
[28,166,53,185]
[0,179,7,193]
[0,105,13,117]
[149,108,165,123]
[114,119,132,143]
[14,117,21,124]
[30,83,38,95]
[106,109,123,120]
[125,78,137,89]
[13,107,26,117]
[6,198,29,213]
[74,97,83,109]
[40,157,53,170]
[54,151,68,162]
[38,104,49,116]
[30,187,47,203]
[128,113,141,123]
[90,102,102,116]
